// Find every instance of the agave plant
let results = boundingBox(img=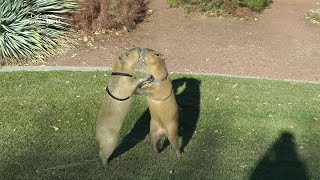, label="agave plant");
[0,0,78,63]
